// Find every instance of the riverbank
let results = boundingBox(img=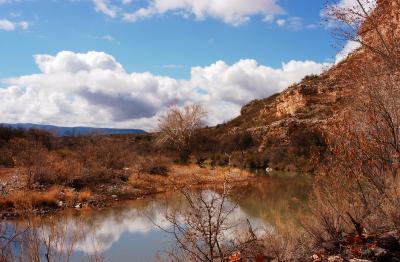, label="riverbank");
[0,165,255,218]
